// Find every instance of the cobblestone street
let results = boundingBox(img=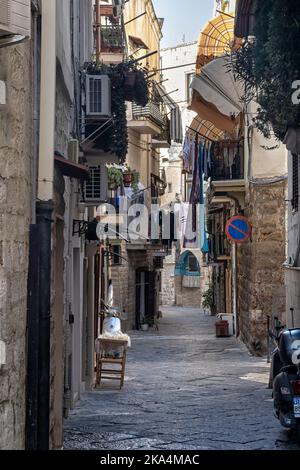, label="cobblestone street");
[64,308,300,450]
